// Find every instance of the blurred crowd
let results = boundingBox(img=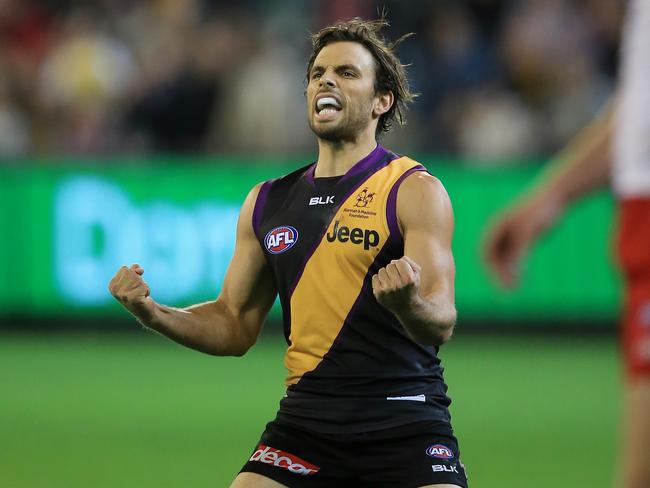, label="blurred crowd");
[0,0,623,162]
